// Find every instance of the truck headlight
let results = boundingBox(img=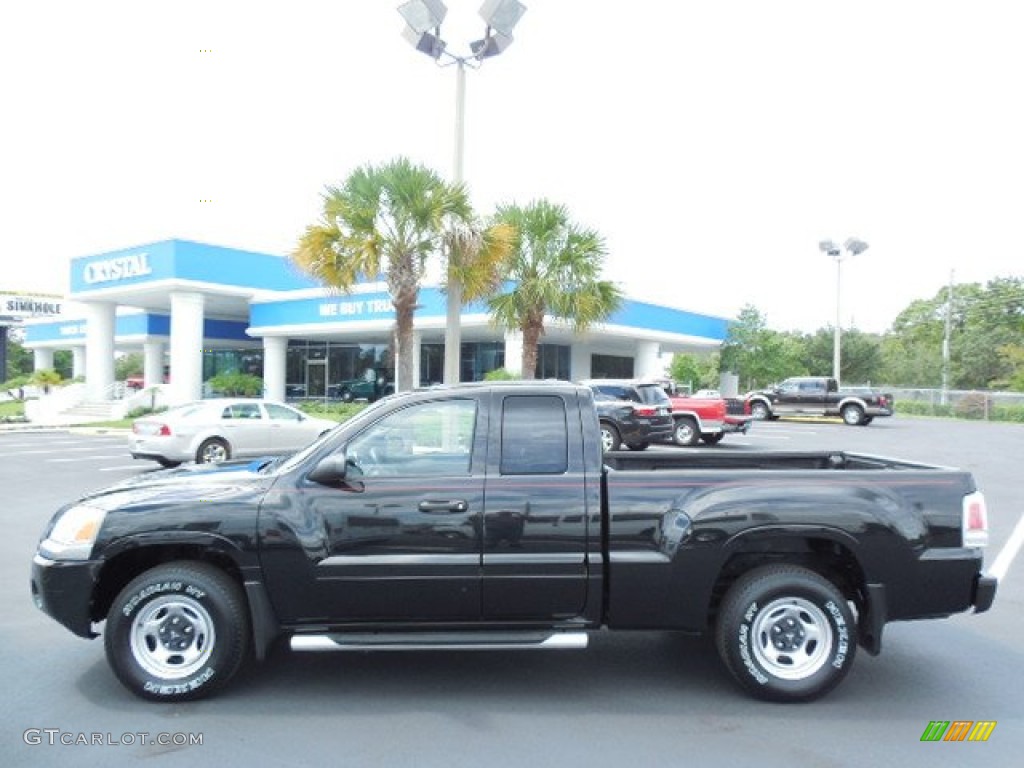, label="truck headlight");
[39,505,107,561]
